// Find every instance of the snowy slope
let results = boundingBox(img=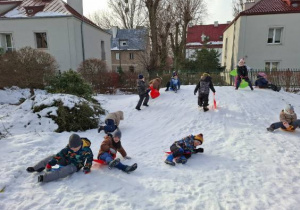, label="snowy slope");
[1,86,300,210]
